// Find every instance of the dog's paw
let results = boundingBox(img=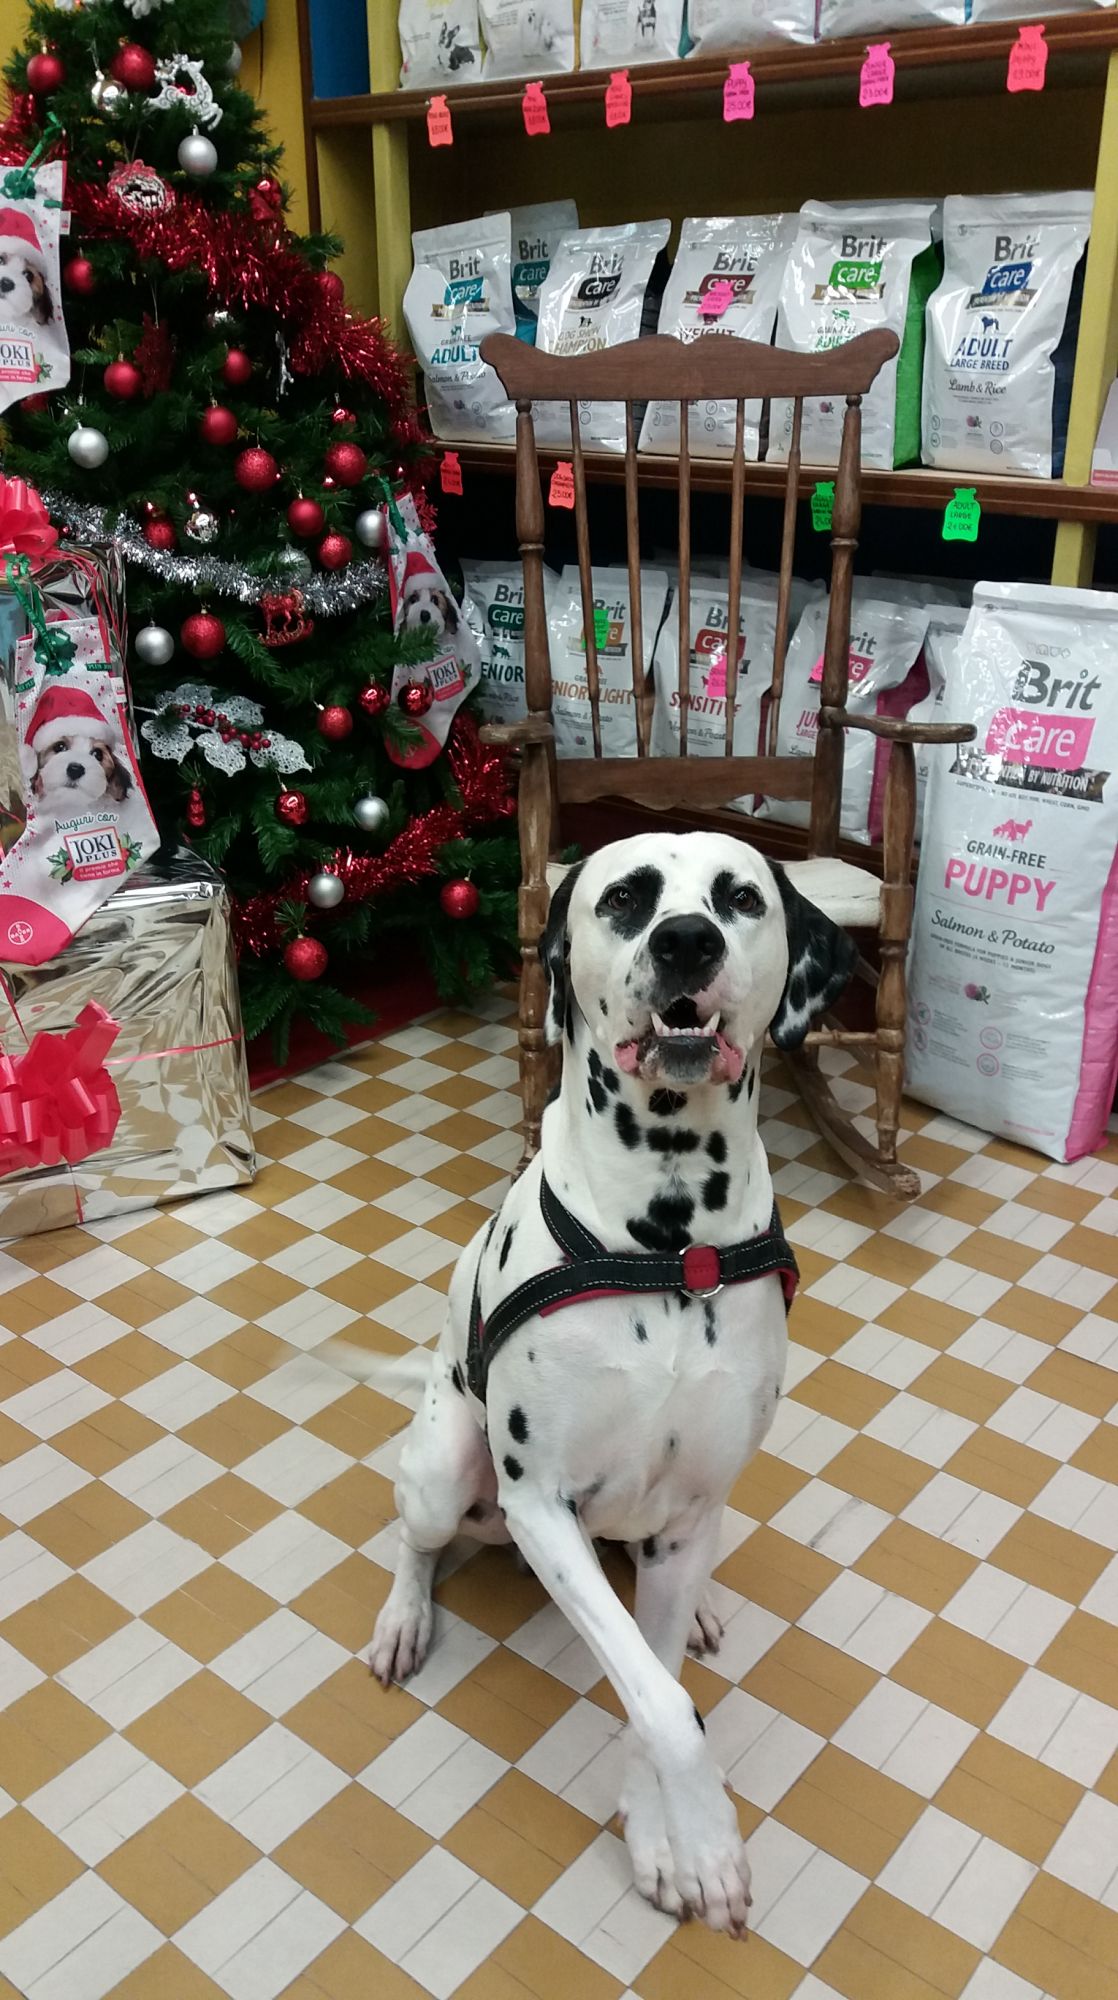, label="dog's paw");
[665,1780,752,1937]
[688,1595,723,1656]
[620,1755,685,1918]
[367,1592,433,1687]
